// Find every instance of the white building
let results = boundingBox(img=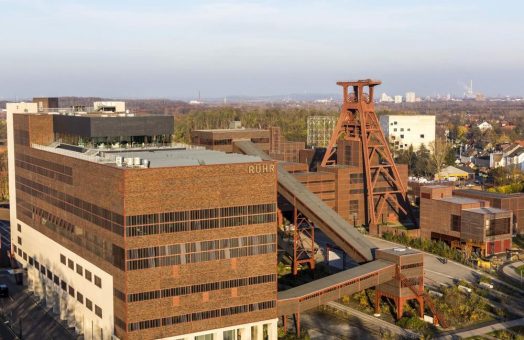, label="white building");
[405,92,416,103]
[477,121,493,132]
[380,115,436,152]
[394,95,403,104]
[489,144,524,170]
[380,93,394,103]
